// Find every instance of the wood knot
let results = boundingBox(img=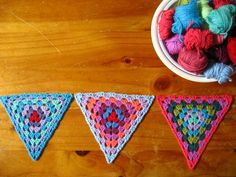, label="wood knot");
[144,28,150,31]
[122,56,132,64]
[153,76,171,91]
[75,151,90,157]
[10,126,15,132]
